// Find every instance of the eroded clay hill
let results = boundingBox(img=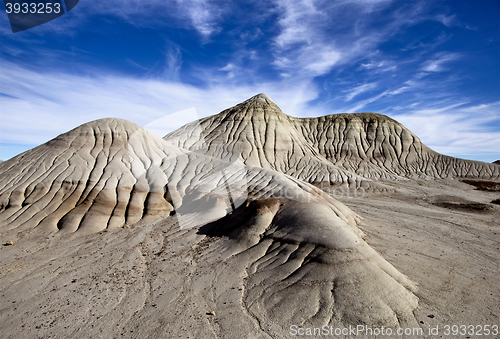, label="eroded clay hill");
[1,118,345,233]
[0,116,420,332]
[165,94,499,182]
[1,116,373,235]
[0,119,173,233]
[293,113,499,179]
[165,94,365,185]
